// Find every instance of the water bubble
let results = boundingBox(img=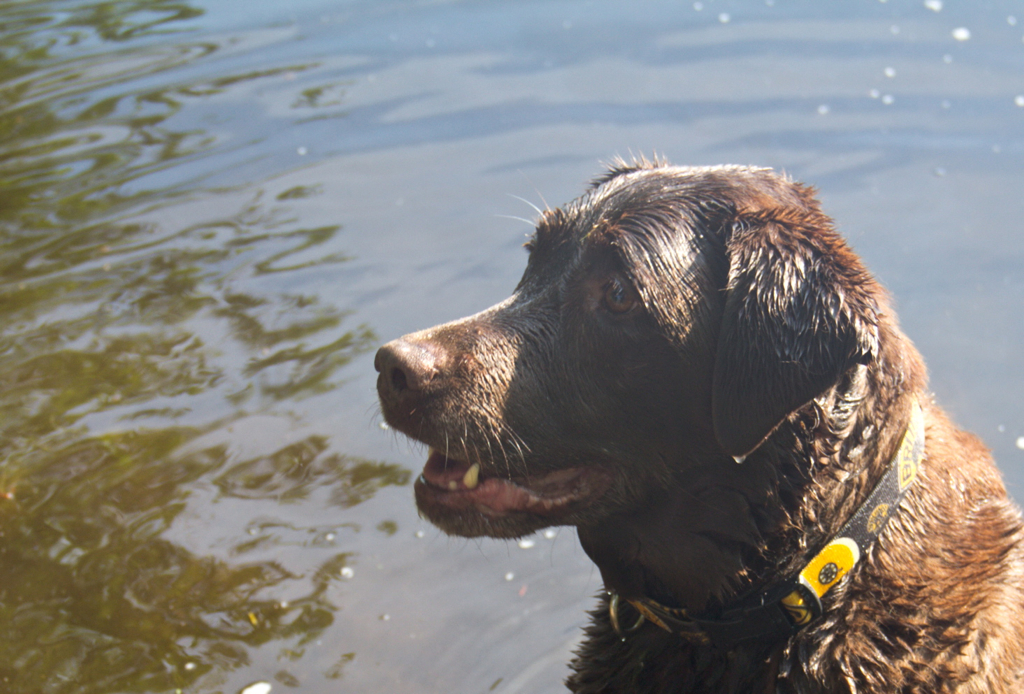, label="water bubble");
[341,567,354,579]
[184,663,196,671]
[999,425,1006,433]
[379,421,390,430]
[943,54,953,64]
[1015,95,1024,107]
[241,684,273,694]
[296,146,308,156]
[1009,16,1018,26]
[380,613,391,621]
[518,538,536,549]
[1016,437,1024,450]
[890,25,901,35]
[951,27,970,41]
[505,572,515,581]
[325,533,335,542]
[693,2,703,10]
[718,13,731,23]
[869,89,881,99]
[817,104,830,115]
[881,94,895,105]
[415,529,425,538]
[543,529,557,539]
[934,167,946,176]
[884,66,896,78]
[924,0,942,12]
